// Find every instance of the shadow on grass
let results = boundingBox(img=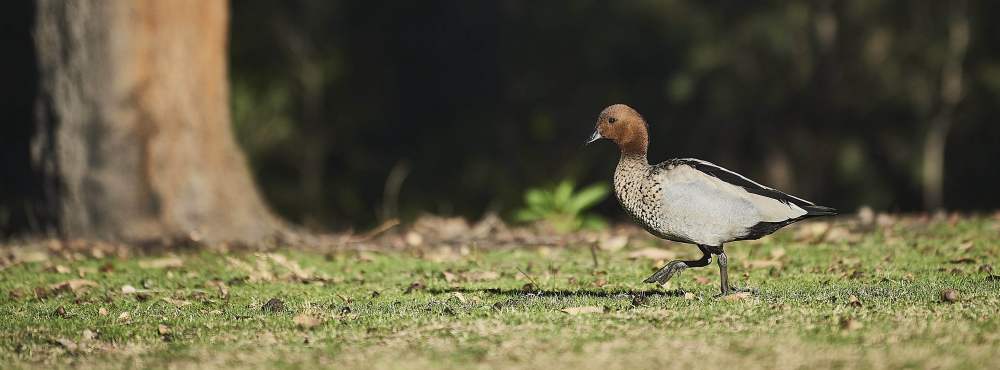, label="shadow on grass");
[427,287,686,299]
